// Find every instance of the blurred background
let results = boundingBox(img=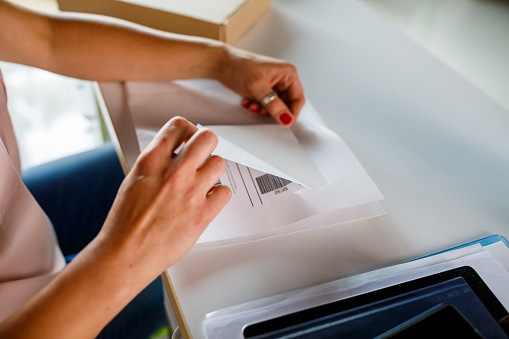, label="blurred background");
[2,0,508,169]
